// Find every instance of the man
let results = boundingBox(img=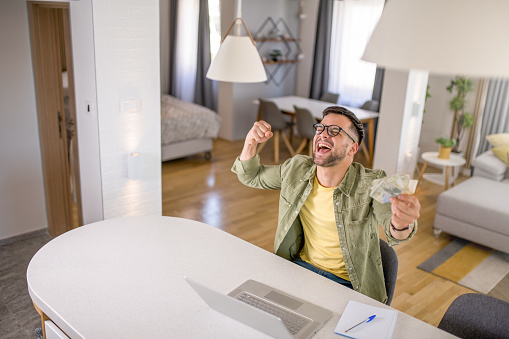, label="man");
[231,106,420,304]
